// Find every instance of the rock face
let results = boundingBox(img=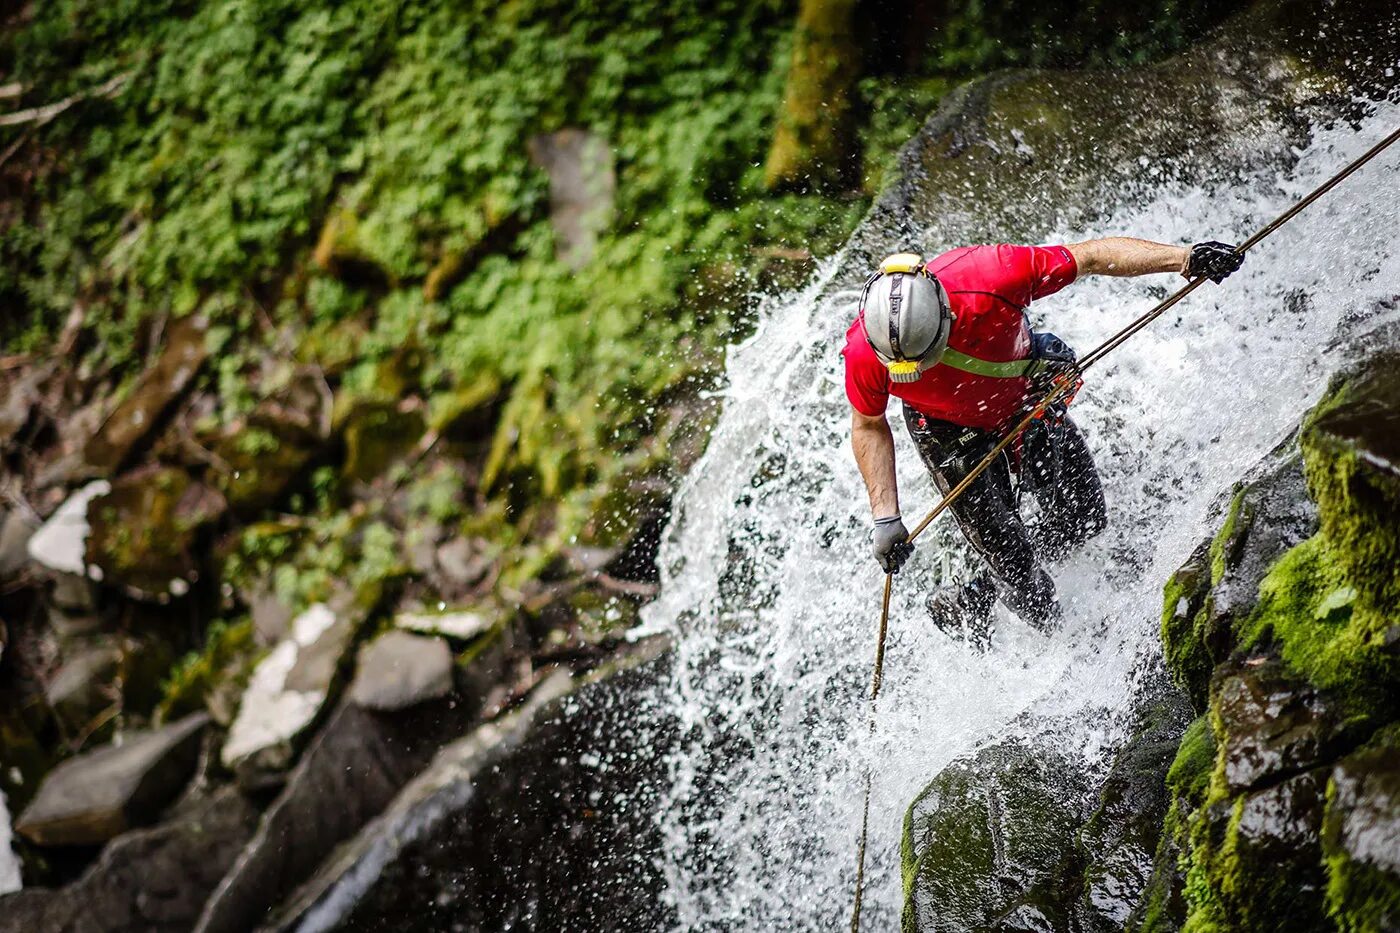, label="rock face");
[0,787,257,933]
[348,631,453,711]
[15,713,208,847]
[221,603,357,784]
[1133,347,1400,931]
[26,480,110,576]
[527,129,615,270]
[194,697,472,933]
